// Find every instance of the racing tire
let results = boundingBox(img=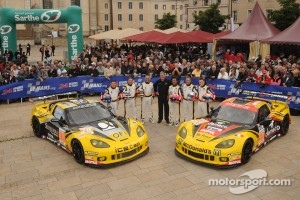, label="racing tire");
[32,117,45,138]
[281,115,289,135]
[241,139,253,164]
[72,139,85,164]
